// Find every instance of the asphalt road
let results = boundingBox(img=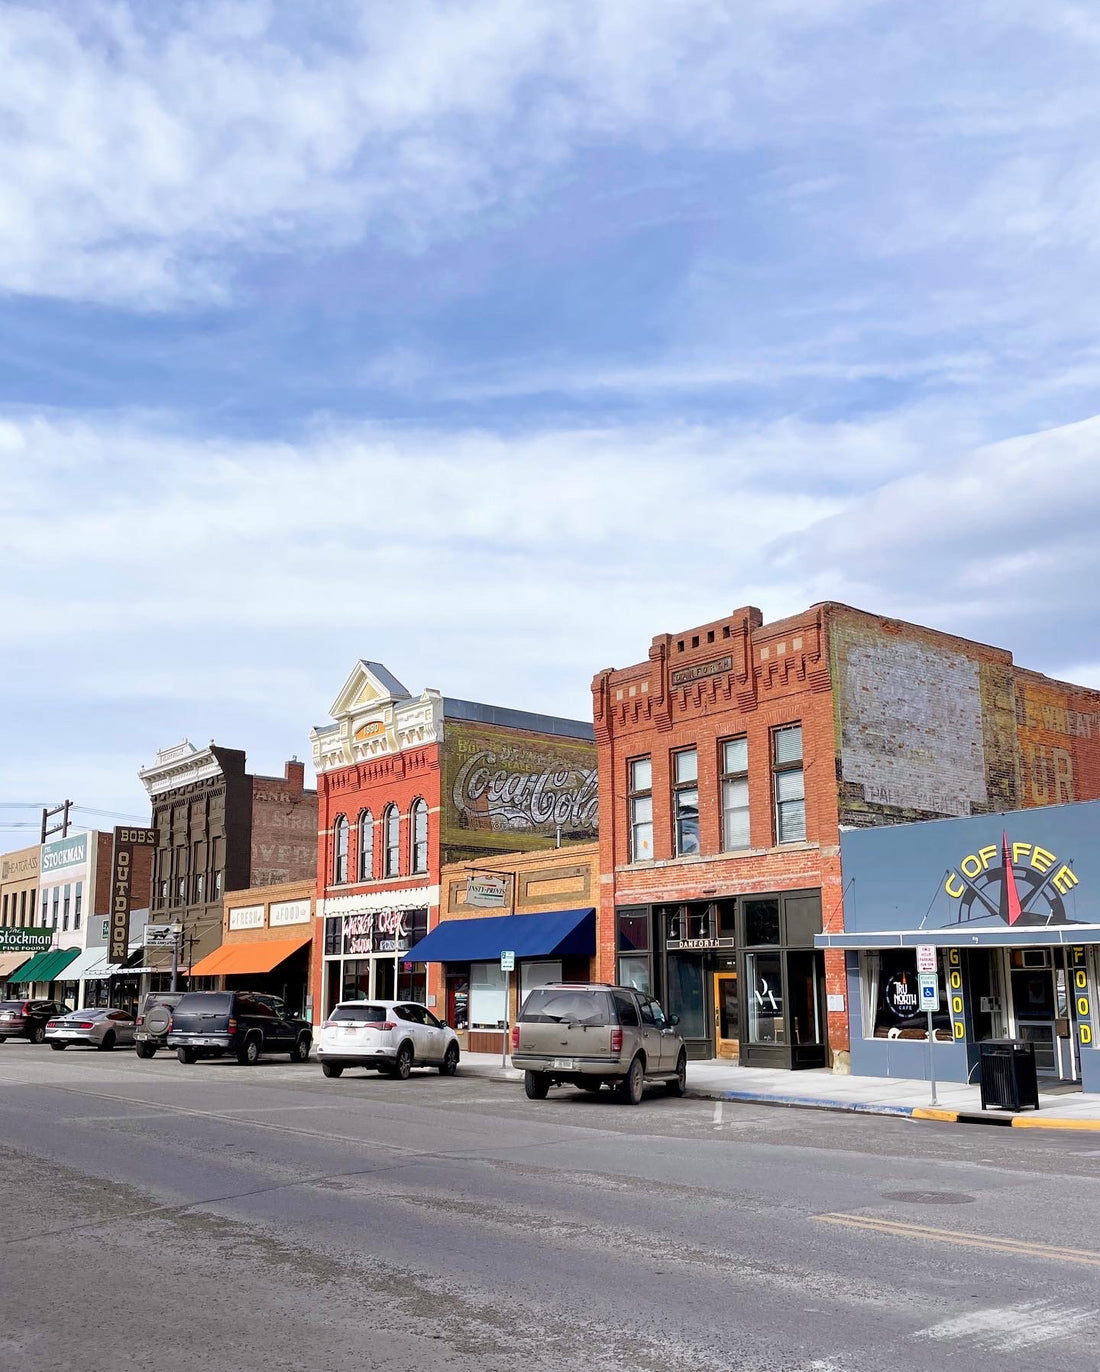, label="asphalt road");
[2,1041,1099,1372]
